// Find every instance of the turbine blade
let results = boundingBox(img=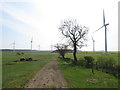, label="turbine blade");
[103,9,105,25]
[93,25,104,33]
[91,36,93,41]
[106,27,110,33]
